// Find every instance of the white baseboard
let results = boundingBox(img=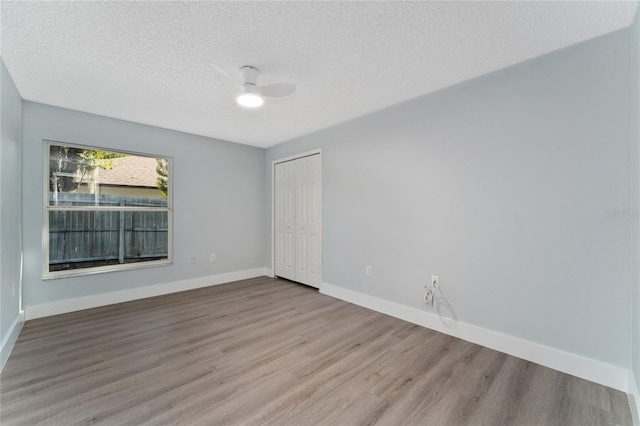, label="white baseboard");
[320,282,629,393]
[1,311,24,372]
[629,370,640,426]
[265,268,274,278]
[25,268,268,320]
